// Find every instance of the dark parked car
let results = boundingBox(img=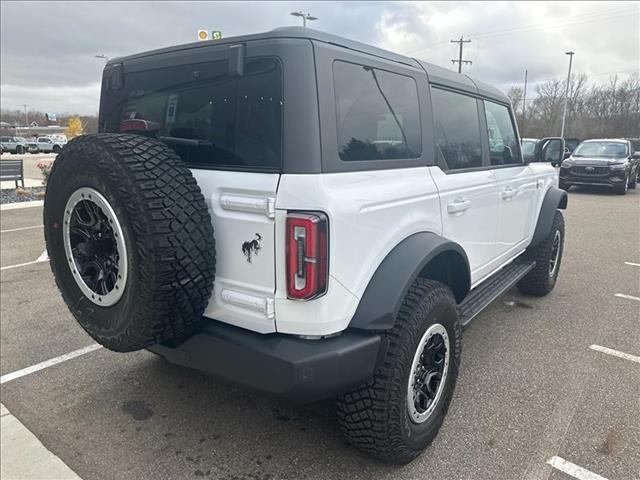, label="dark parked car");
[559,139,640,194]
